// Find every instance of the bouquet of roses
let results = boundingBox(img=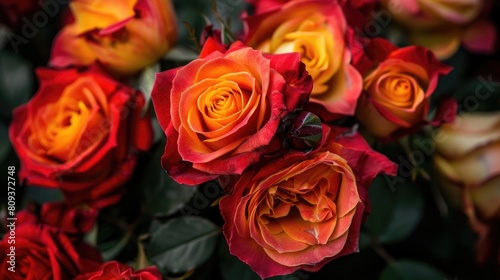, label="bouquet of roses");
[0,0,498,279]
